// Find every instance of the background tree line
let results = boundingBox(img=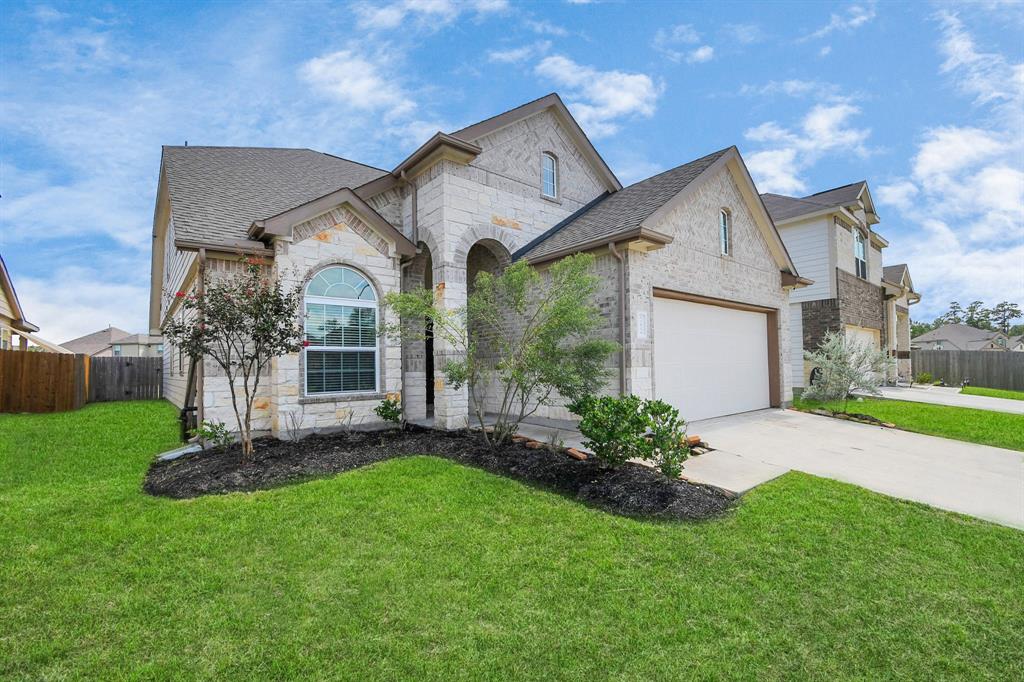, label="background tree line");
[911,300,1022,338]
